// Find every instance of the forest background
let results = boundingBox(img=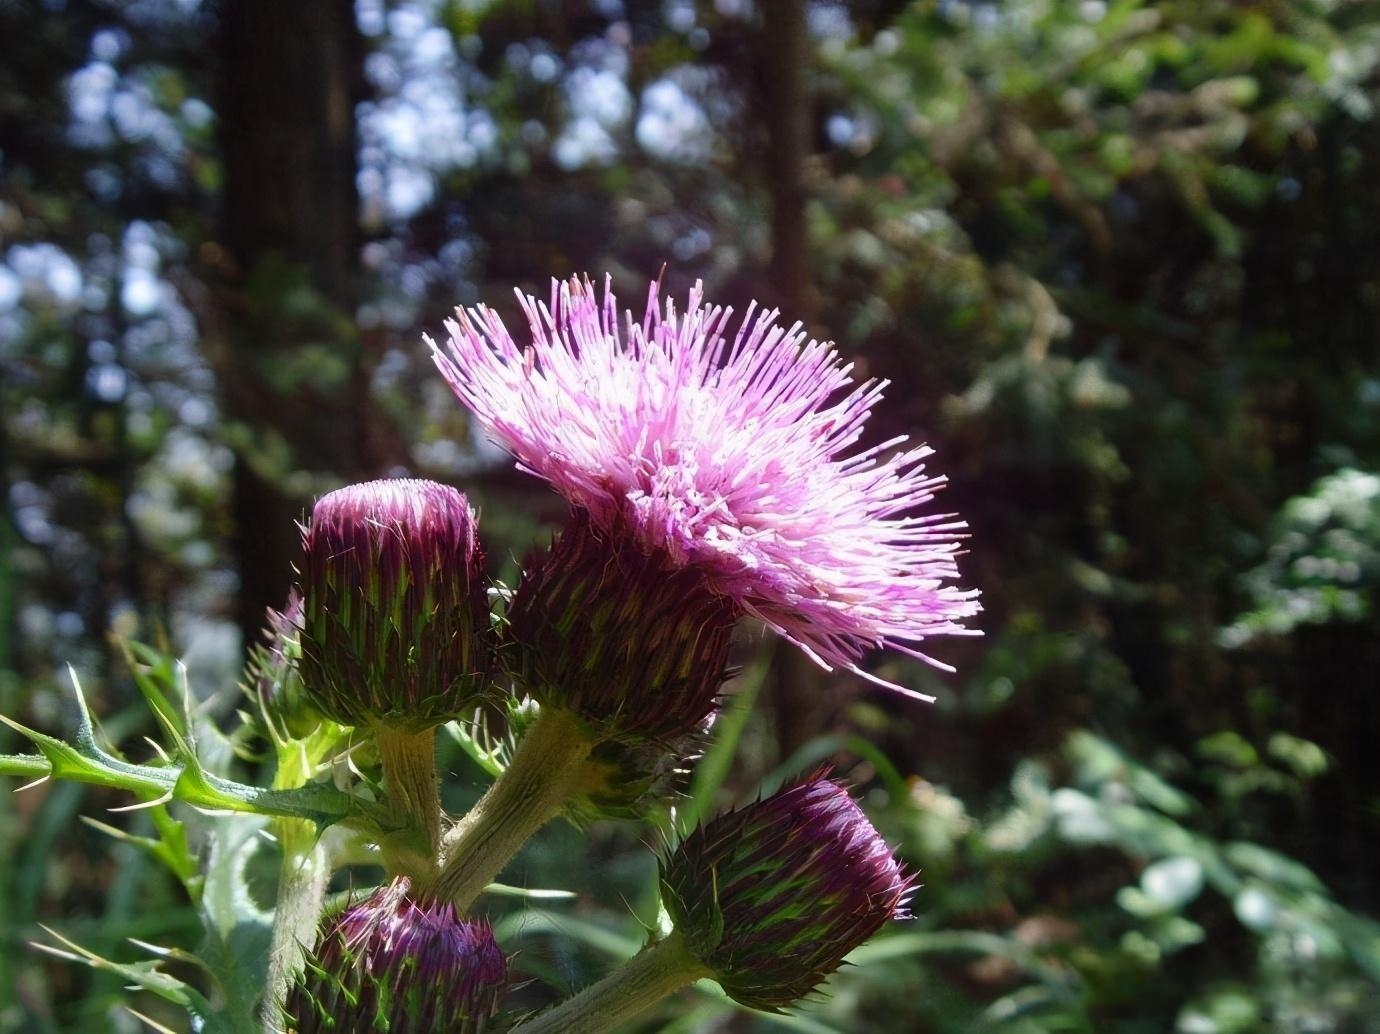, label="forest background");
[2,0,1380,1031]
